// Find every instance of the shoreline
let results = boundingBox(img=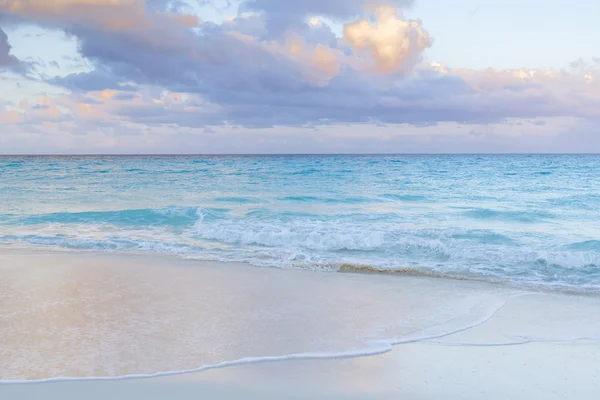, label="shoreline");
[1,248,599,399]
[2,244,598,298]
